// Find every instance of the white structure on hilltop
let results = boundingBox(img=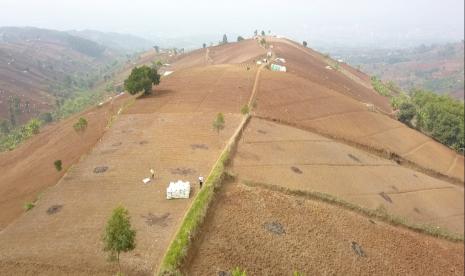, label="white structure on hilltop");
[166,180,191,199]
